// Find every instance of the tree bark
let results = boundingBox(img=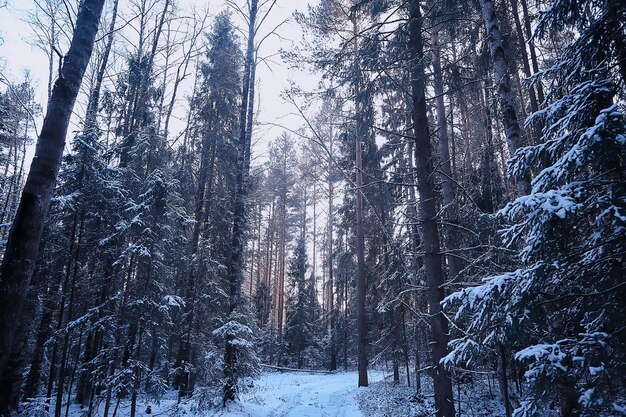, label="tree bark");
[509,0,539,116]
[498,344,513,417]
[356,128,368,387]
[328,163,337,371]
[223,0,258,405]
[22,290,55,401]
[519,0,545,104]
[479,0,531,196]
[350,8,369,389]
[0,0,106,380]
[429,12,463,284]
[407,1,455,416]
